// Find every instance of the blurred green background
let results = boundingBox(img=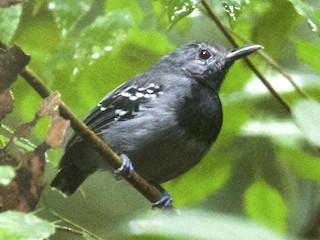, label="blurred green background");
[1,0,320,239]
